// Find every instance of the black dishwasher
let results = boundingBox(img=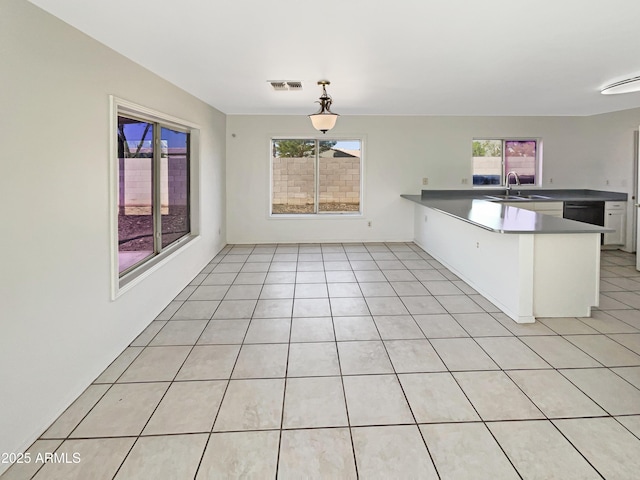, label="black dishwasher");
[563,201,605,242]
